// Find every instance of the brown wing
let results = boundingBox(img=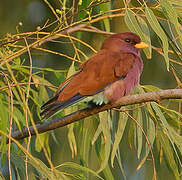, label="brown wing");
[41,50,135,118]
[58,49,135,102]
